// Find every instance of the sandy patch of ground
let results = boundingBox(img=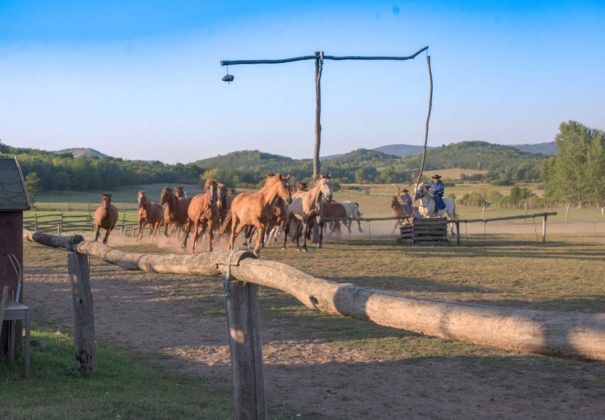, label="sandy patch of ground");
[24,246,605,419]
